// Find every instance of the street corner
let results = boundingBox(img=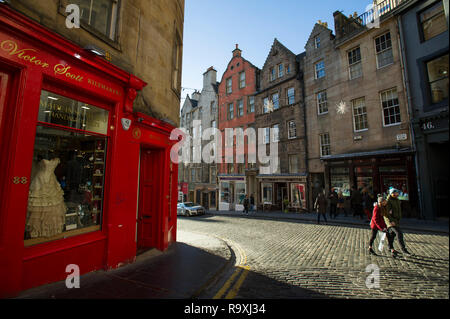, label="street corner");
[177,230,233,262]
